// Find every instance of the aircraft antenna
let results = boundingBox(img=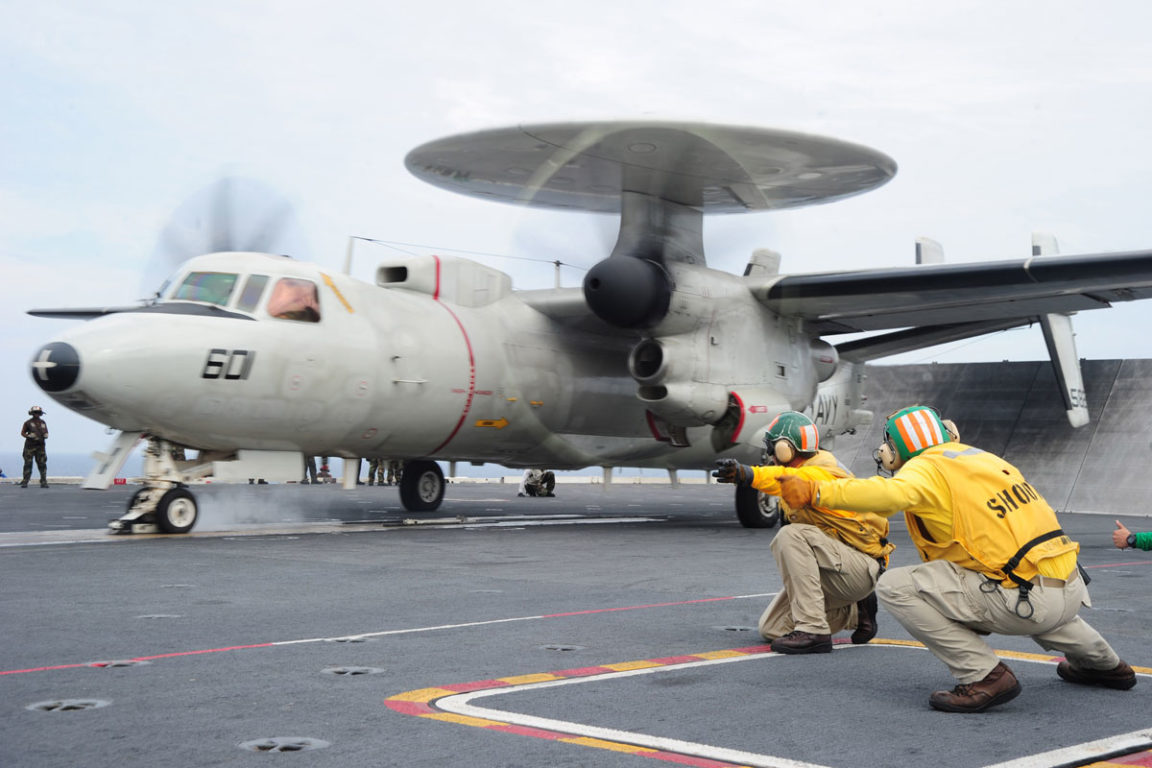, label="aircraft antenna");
[344,236,356,275]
